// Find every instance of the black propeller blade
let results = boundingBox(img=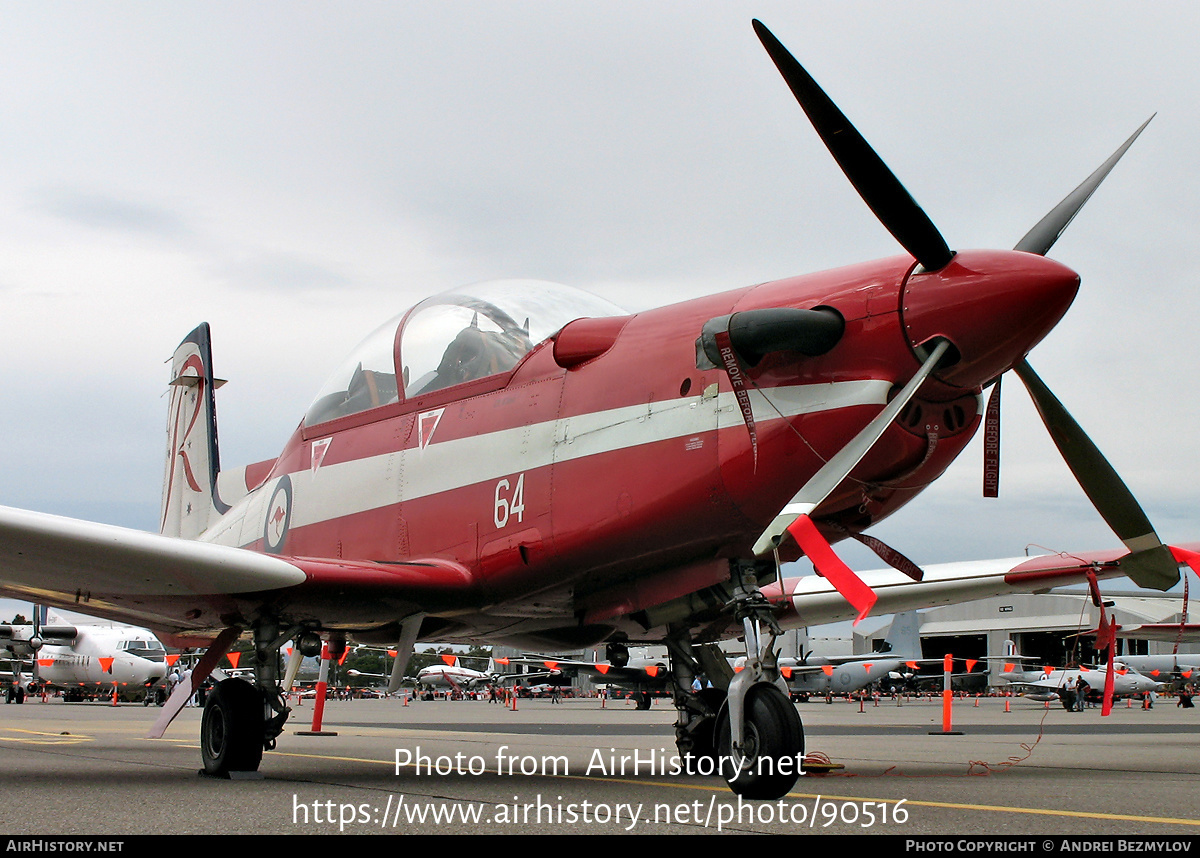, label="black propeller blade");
[1005,116,1177,591]
[1013,360,1177,591]
[753,19,954,272]
[1014,116,1153,257]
